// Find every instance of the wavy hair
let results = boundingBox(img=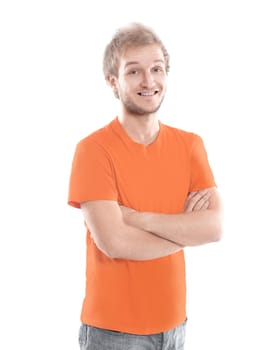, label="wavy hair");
[103,23,170,80]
